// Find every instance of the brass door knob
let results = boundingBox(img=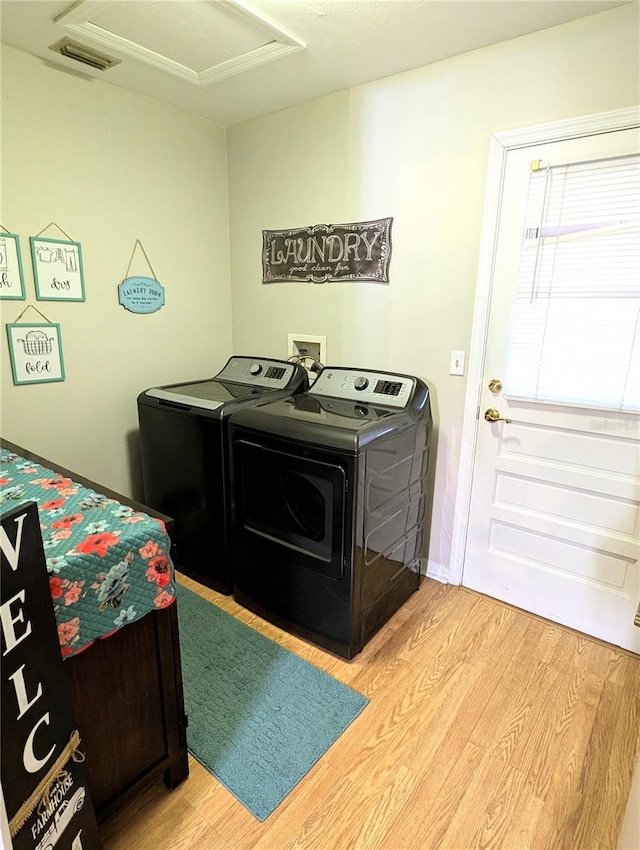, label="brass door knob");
[488,379,503,394]
[484,408,512,423]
